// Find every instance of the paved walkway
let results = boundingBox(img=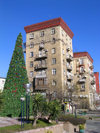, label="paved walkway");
[85,119,100,133]
[0,117,20,127]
